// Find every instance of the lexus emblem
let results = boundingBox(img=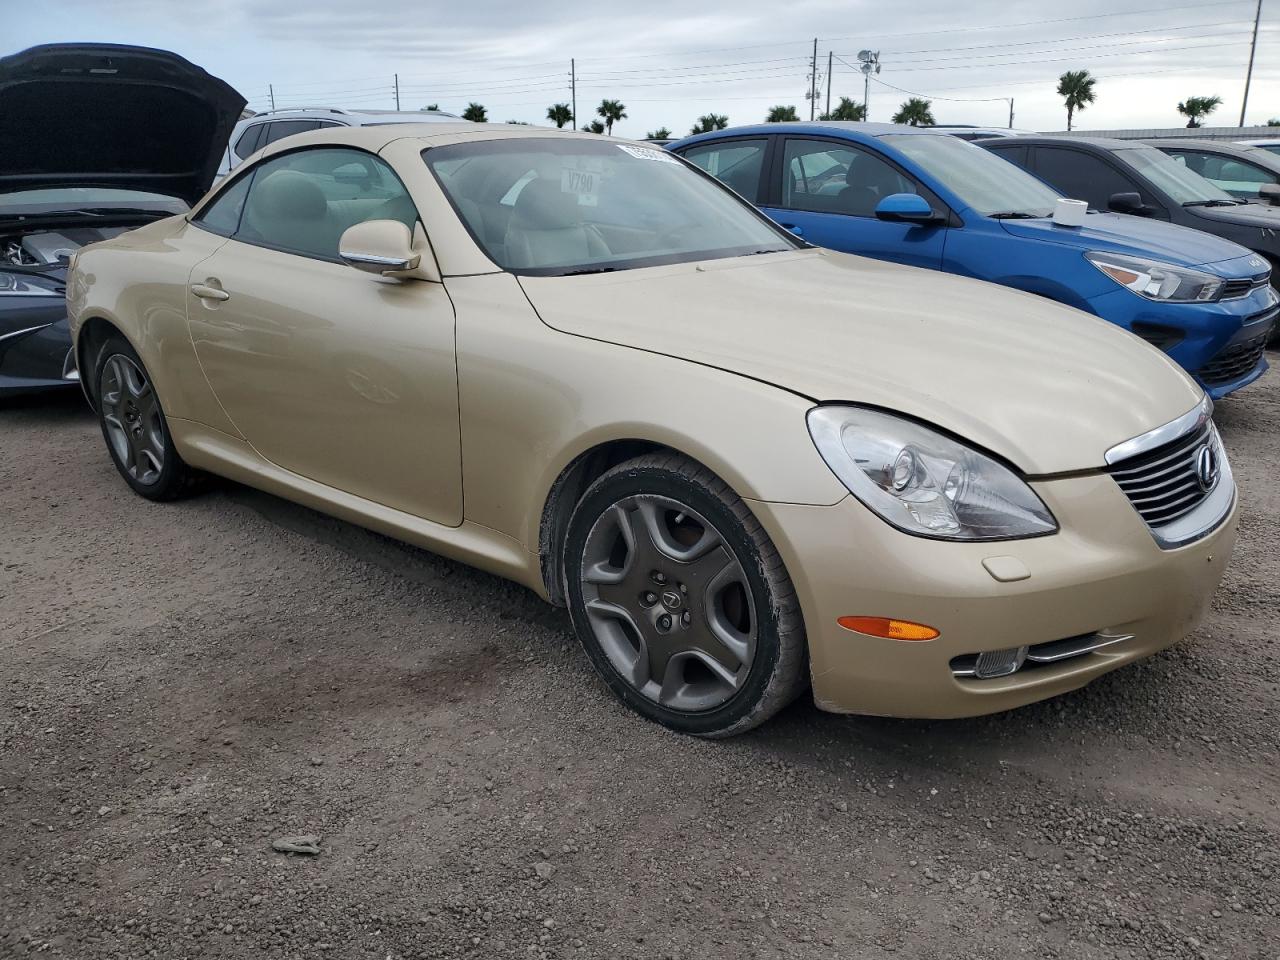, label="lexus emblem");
[660,589,683,611]
[1195,444,1219,493]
